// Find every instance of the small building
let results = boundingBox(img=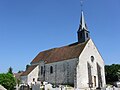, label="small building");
[21,11,106,89]
[21,65,39,87]
[14,72,24,82]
